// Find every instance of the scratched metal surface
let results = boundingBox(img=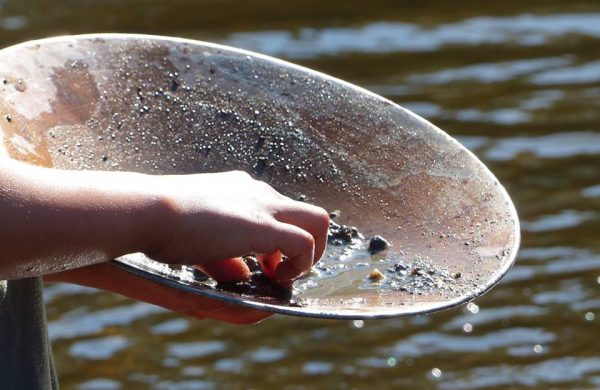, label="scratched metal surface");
[0,35,518,318]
